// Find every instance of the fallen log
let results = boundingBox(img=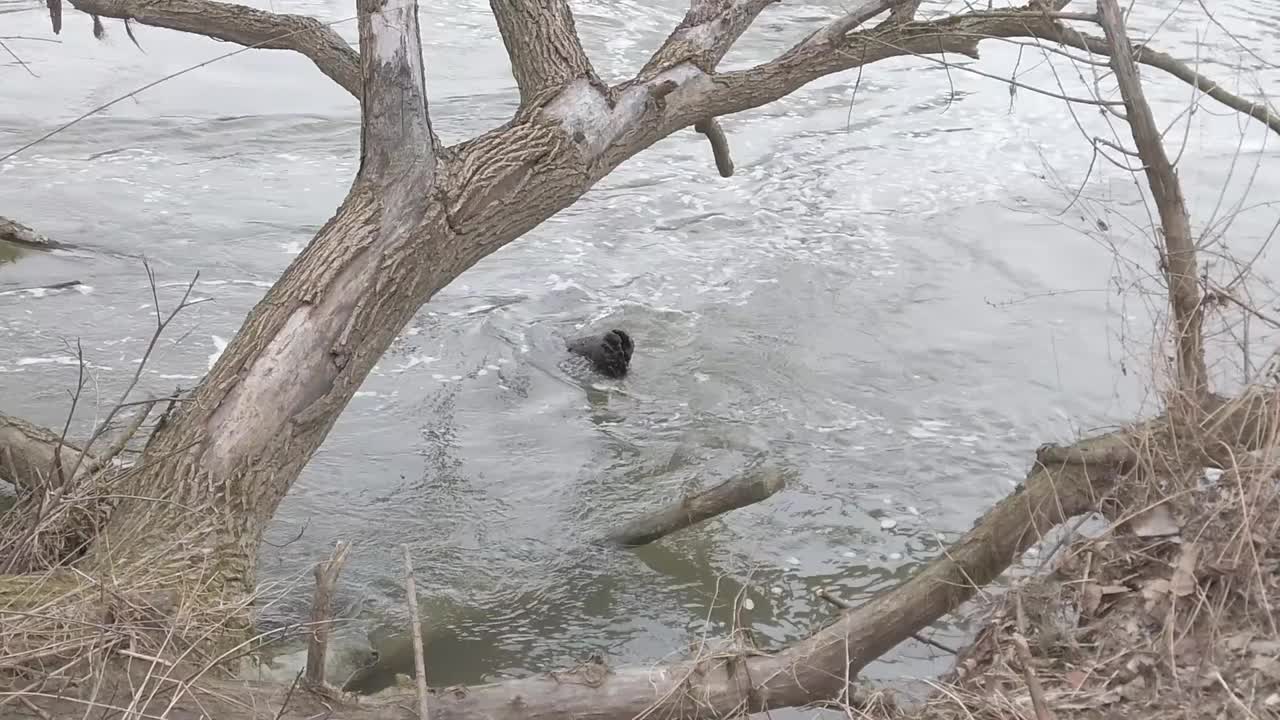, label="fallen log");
[601,467,787,548]
[0,216,69,251]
